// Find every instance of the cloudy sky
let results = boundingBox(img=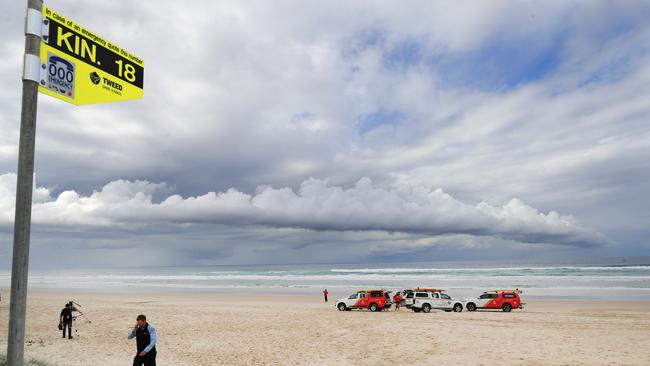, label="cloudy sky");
[1,0,649,267]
